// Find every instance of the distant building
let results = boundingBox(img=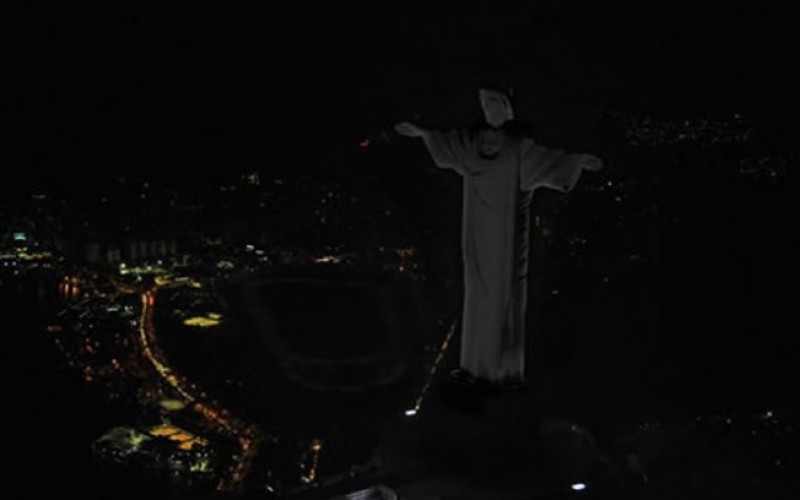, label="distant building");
[2,217,37,248]
[84,242,123,265]
[84,238,178,265]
